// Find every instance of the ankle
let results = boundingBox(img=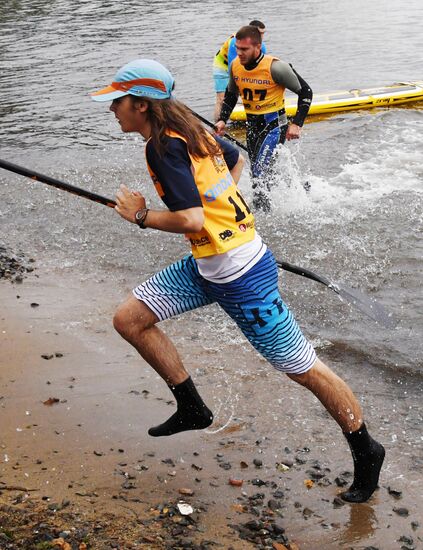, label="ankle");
[344,422,373,455]
[169,376,209,411]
